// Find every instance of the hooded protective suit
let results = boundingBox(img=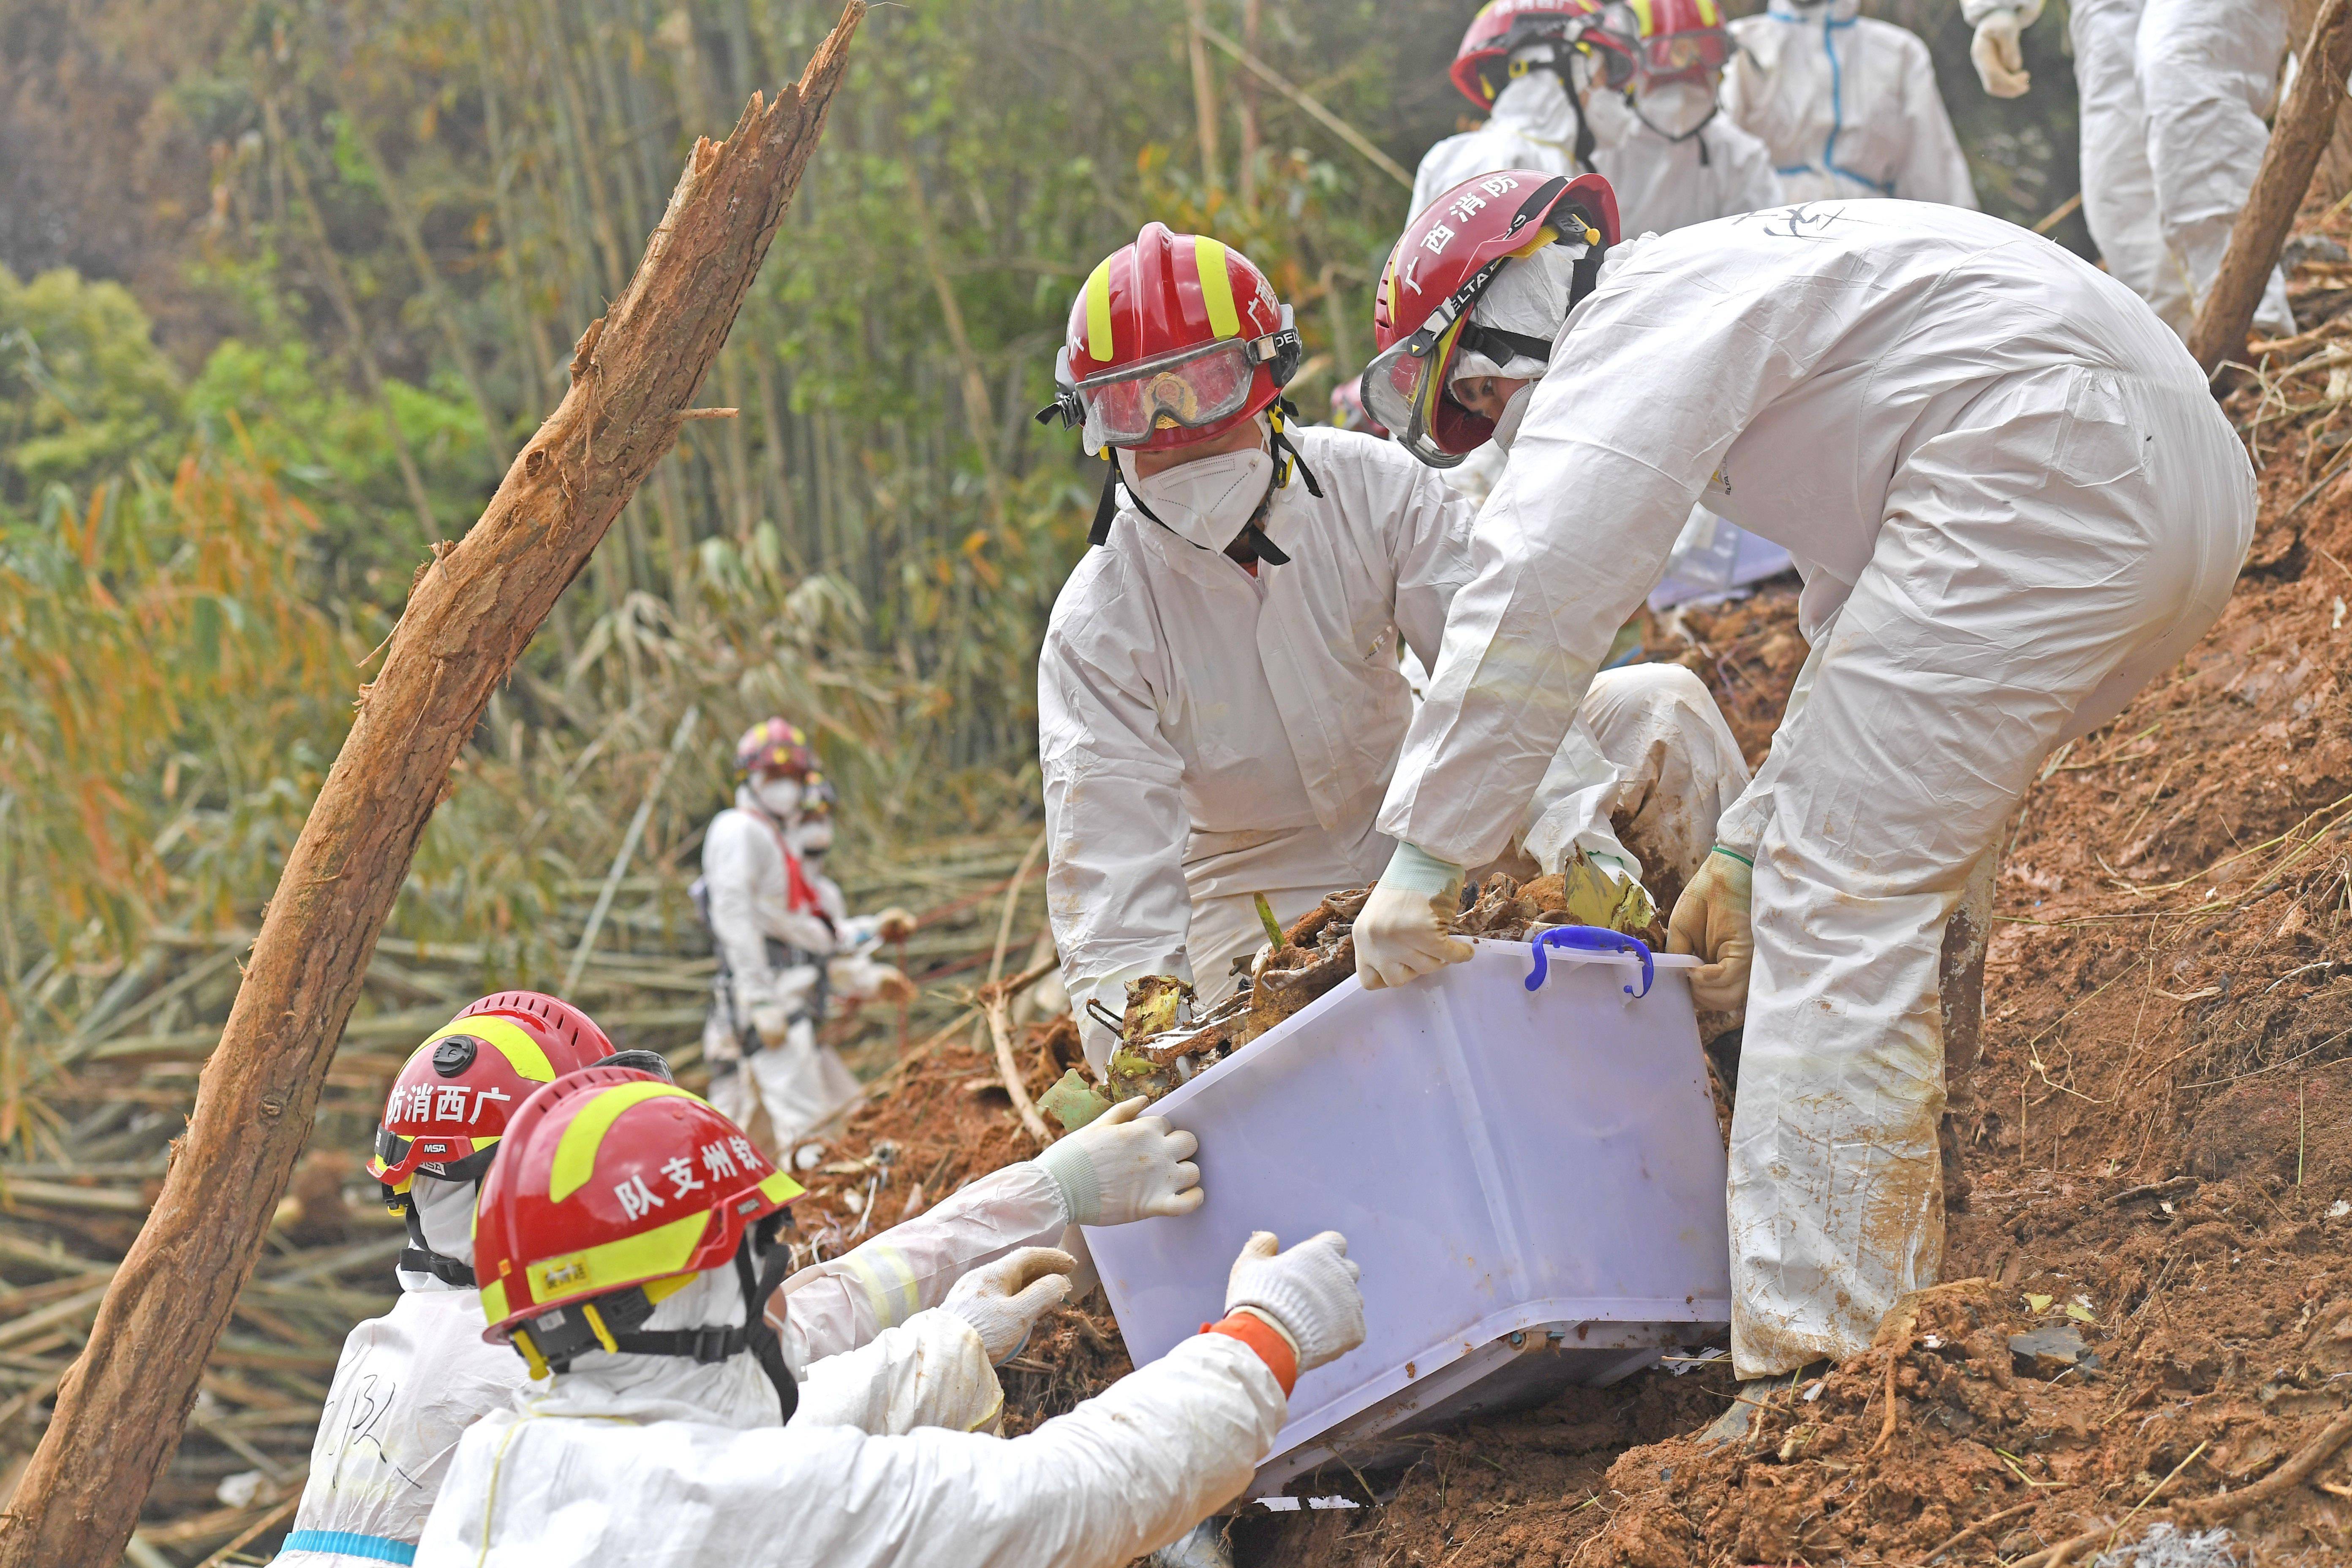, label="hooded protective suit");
[1377,201,2253,1377]
[1040,425,1750,1067]
[1987,0,2292,340]
[278,1178,522,1568]
[1724,0,1976,207]
[699,784,860,1151]
[414,1297,1287,1567]
[1413,56,1782,246]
